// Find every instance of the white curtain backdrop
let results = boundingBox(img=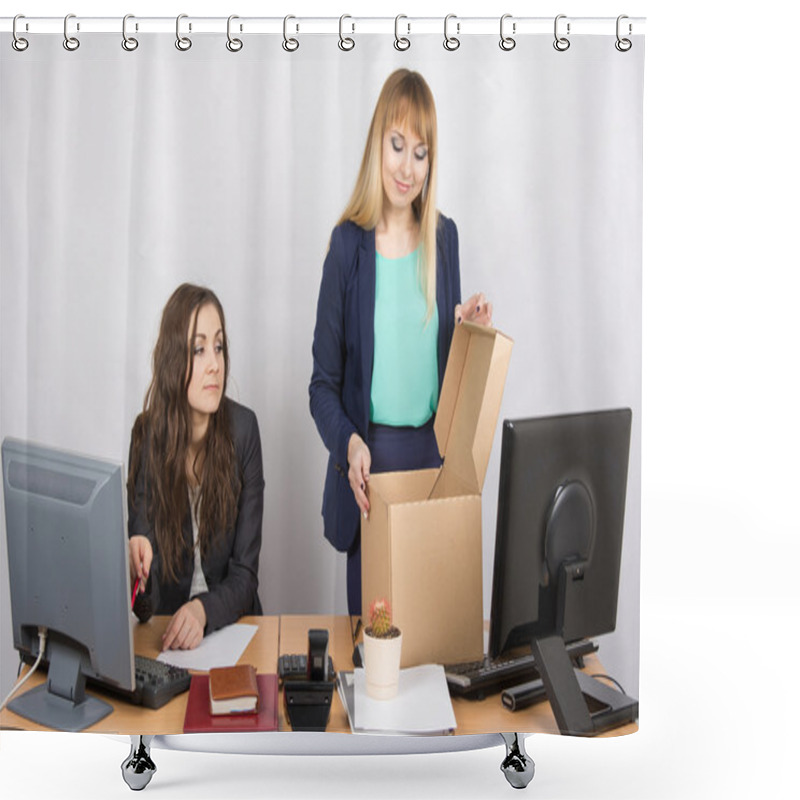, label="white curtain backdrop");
[1,31,644,705]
